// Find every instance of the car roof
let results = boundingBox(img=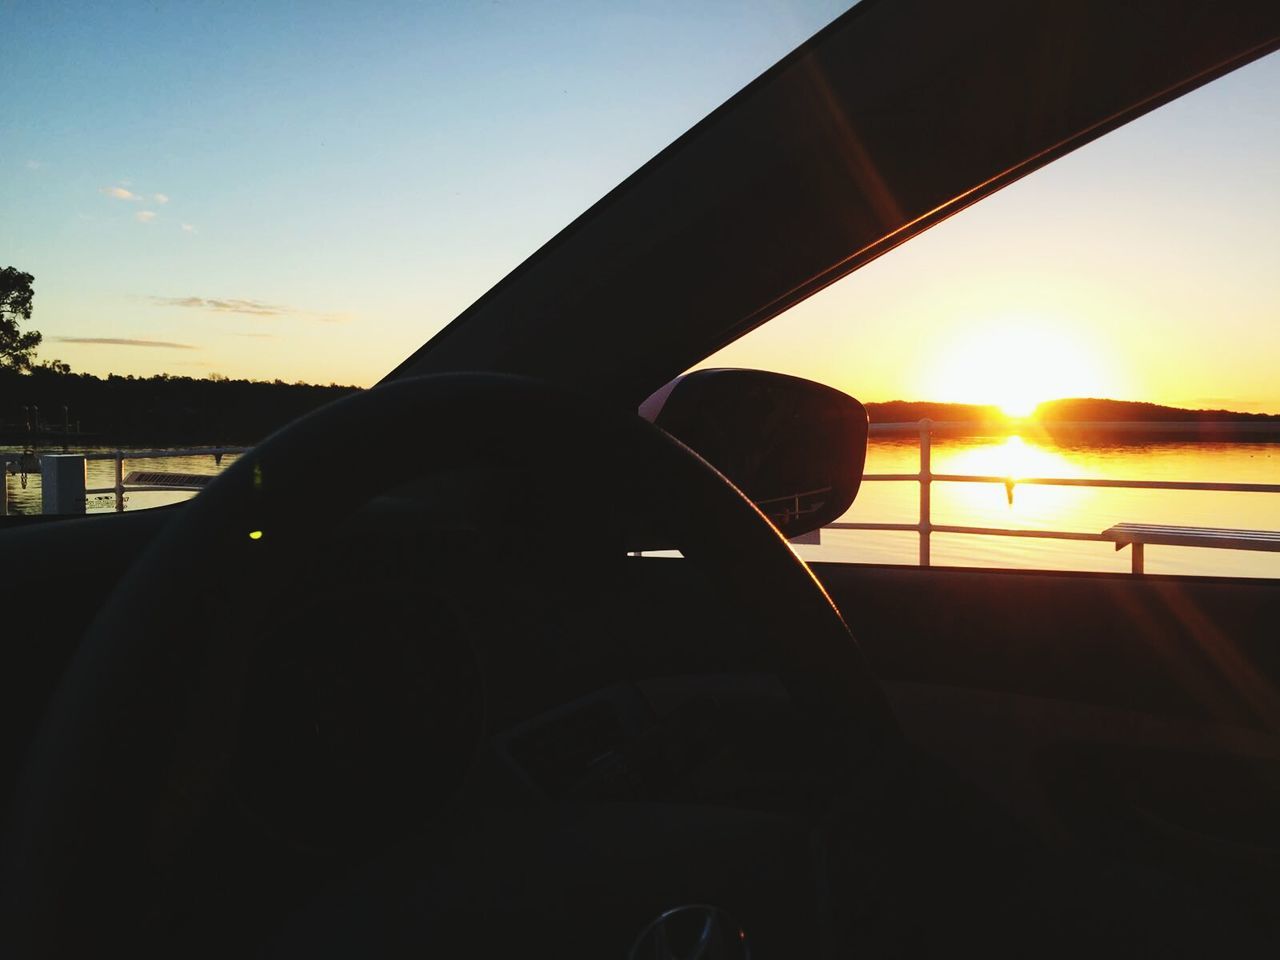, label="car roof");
[384,0,1280,405]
